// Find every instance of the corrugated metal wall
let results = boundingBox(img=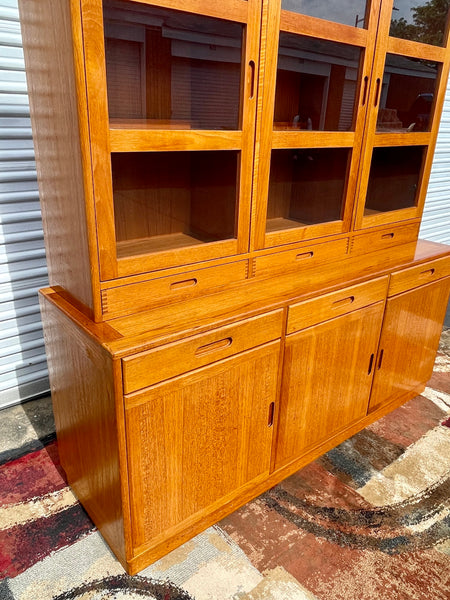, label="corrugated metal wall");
[0,0,49,409]
[420,80,450,244]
